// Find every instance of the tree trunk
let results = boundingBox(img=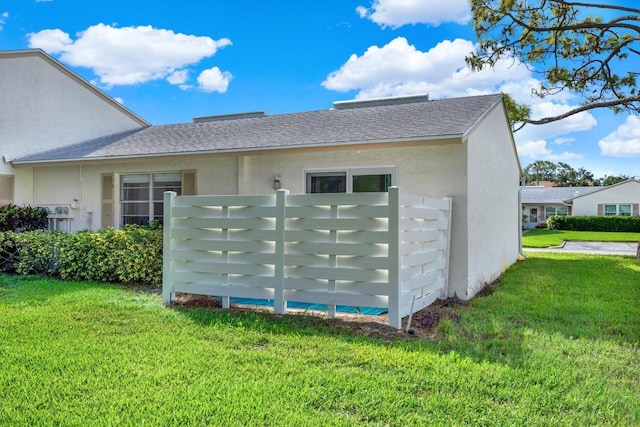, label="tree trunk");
[637,235,640,261]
